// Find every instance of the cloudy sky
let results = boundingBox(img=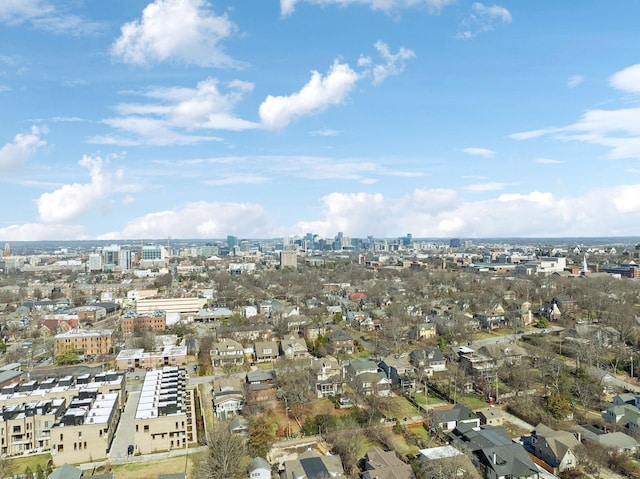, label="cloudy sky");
[2,0,640,241]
